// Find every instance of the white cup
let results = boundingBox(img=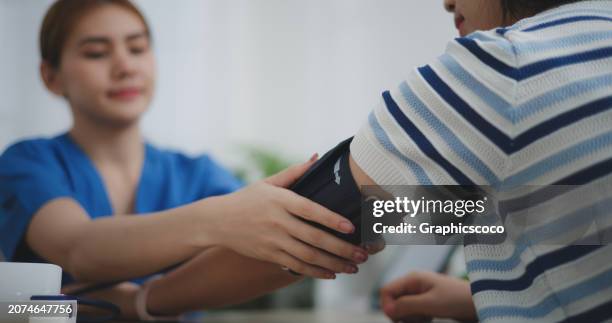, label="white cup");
[0,262,62,301]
